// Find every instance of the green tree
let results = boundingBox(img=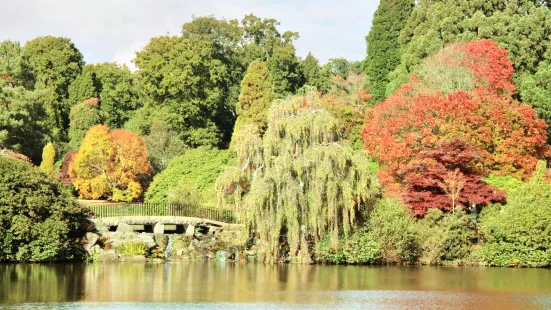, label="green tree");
[39,142,55,174]
[388,0,551,94]
[518,62,551,141]
[0,40,28,87]
[324,58,362,79]
[132,15,305,146]
[0,155,88,262]
[266,41,304,97]
[68,98,104,150]
[92,62,140,128]
[22,36,84,139]
[144,120,187,173]
[301,52,330,92]
[364,0,415,103]
[241,14,305,96]
[217,91,380,263]
[0,81,48,162]
[235,59,274,135]
[67,65,100,108]
[134,32,232,147]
